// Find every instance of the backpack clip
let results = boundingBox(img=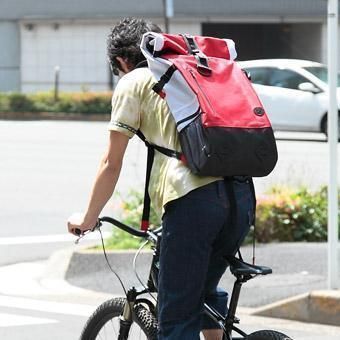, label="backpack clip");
[182,35,212,76]
[152,64,177,95]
